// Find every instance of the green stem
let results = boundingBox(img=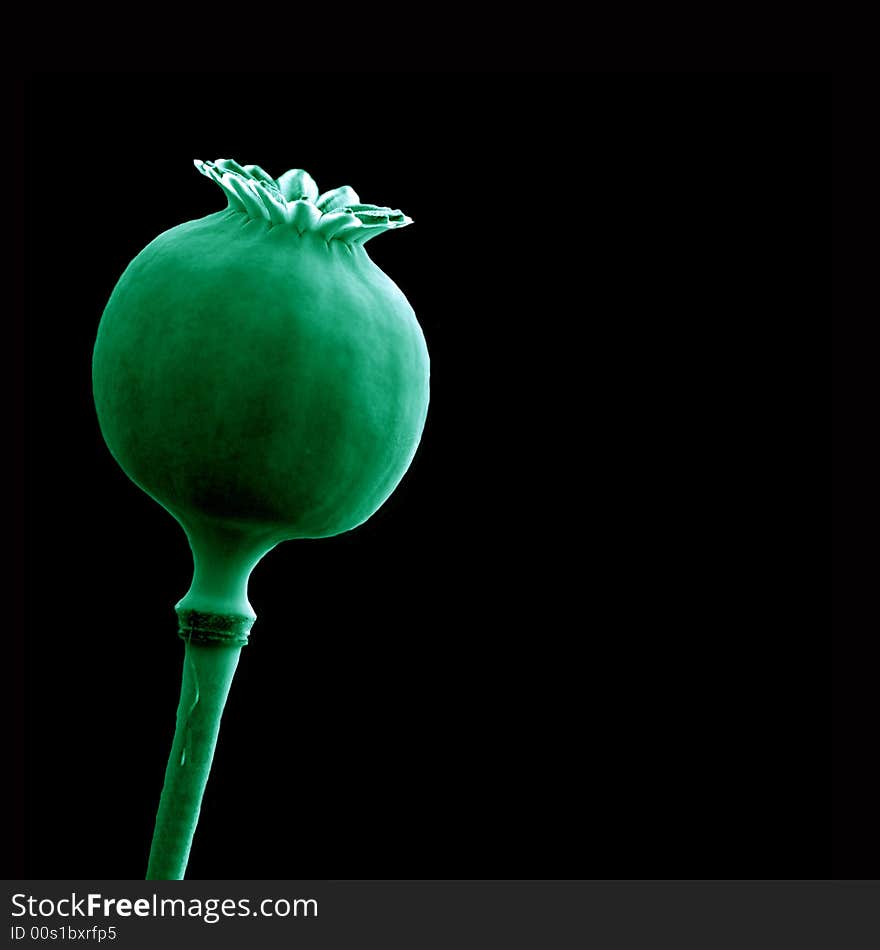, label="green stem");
[146,614,251,880]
